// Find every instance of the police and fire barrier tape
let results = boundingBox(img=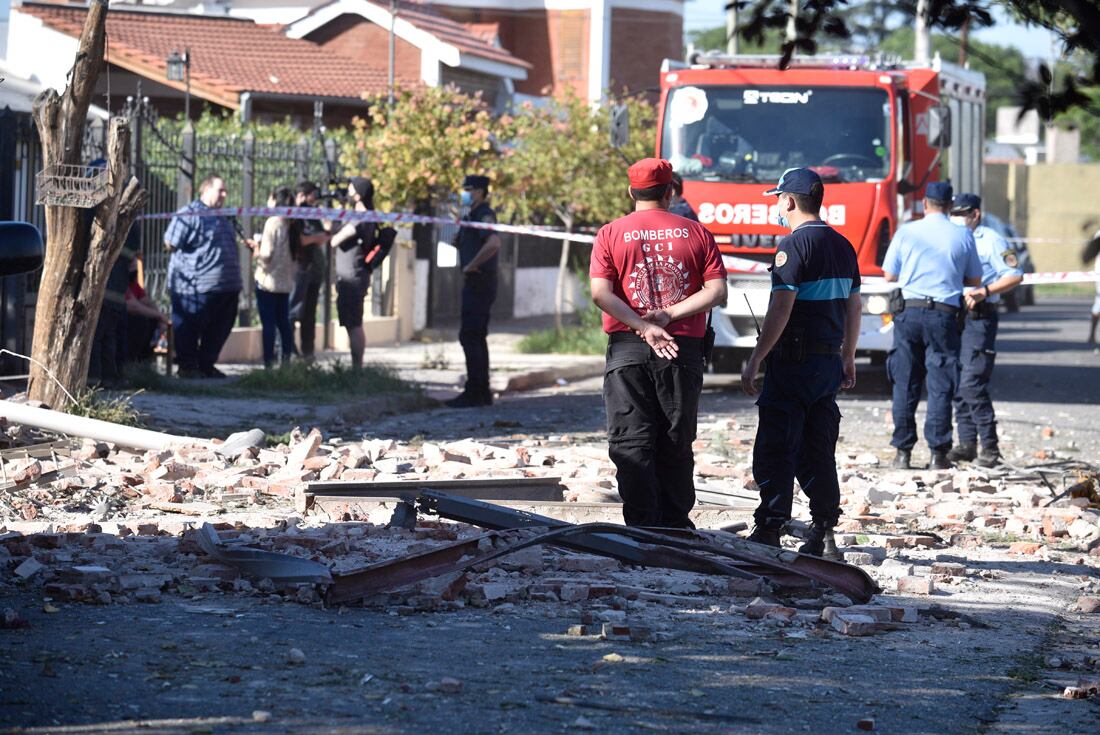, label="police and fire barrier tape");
[139,206,1100,284]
